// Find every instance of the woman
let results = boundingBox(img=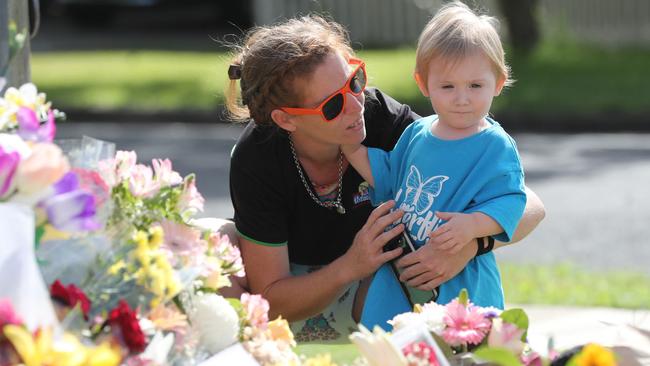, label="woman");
[223,15,544,342]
